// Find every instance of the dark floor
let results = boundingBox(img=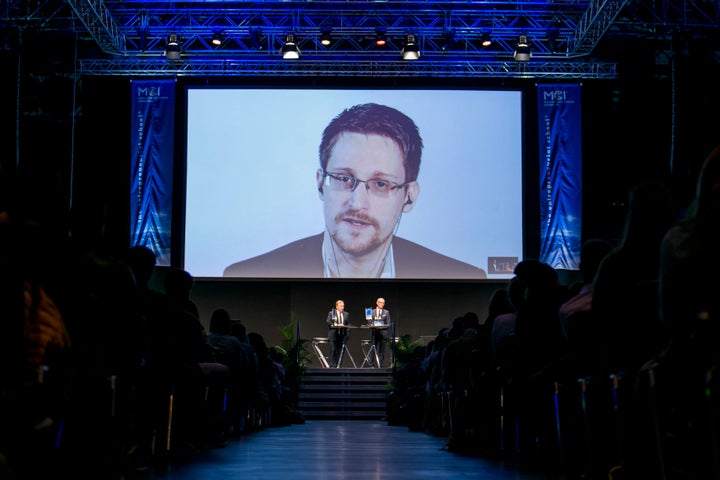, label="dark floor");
[116,420,568,480]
